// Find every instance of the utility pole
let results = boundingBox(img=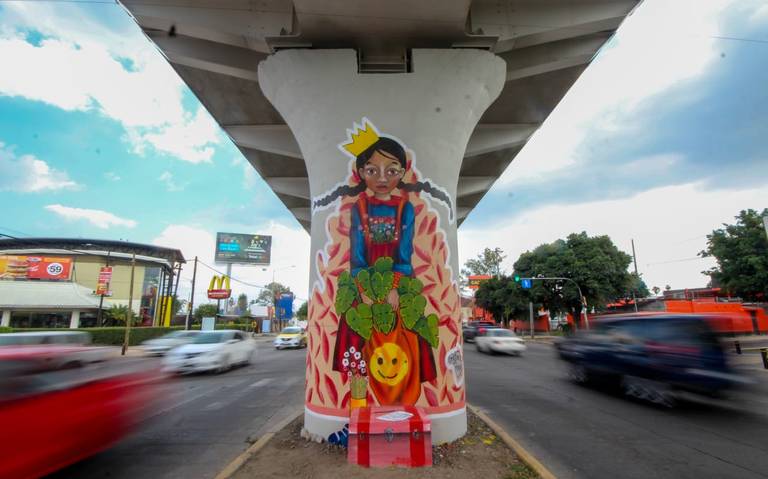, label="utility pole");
[631,239,639,313]
[529,301,534,339]
[763,213,768,241]
[122,253,136,356]
[186,256,198,330]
